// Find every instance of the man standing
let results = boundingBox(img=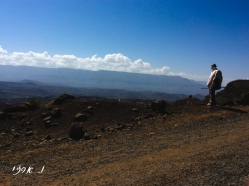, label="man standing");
[207,64,223,106]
